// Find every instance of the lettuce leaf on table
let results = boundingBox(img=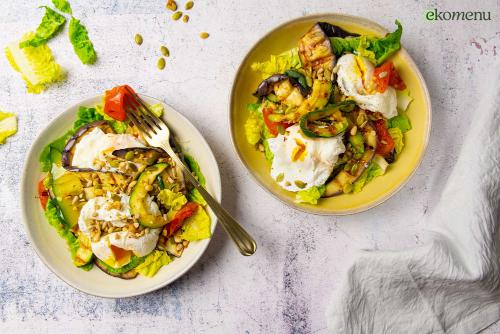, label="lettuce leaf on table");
[51,0,72,14]
[0,112,17,144]
[19,7,66,48]
[5,32,65,94]
[330,20,403,66]
[69,17,97,64]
